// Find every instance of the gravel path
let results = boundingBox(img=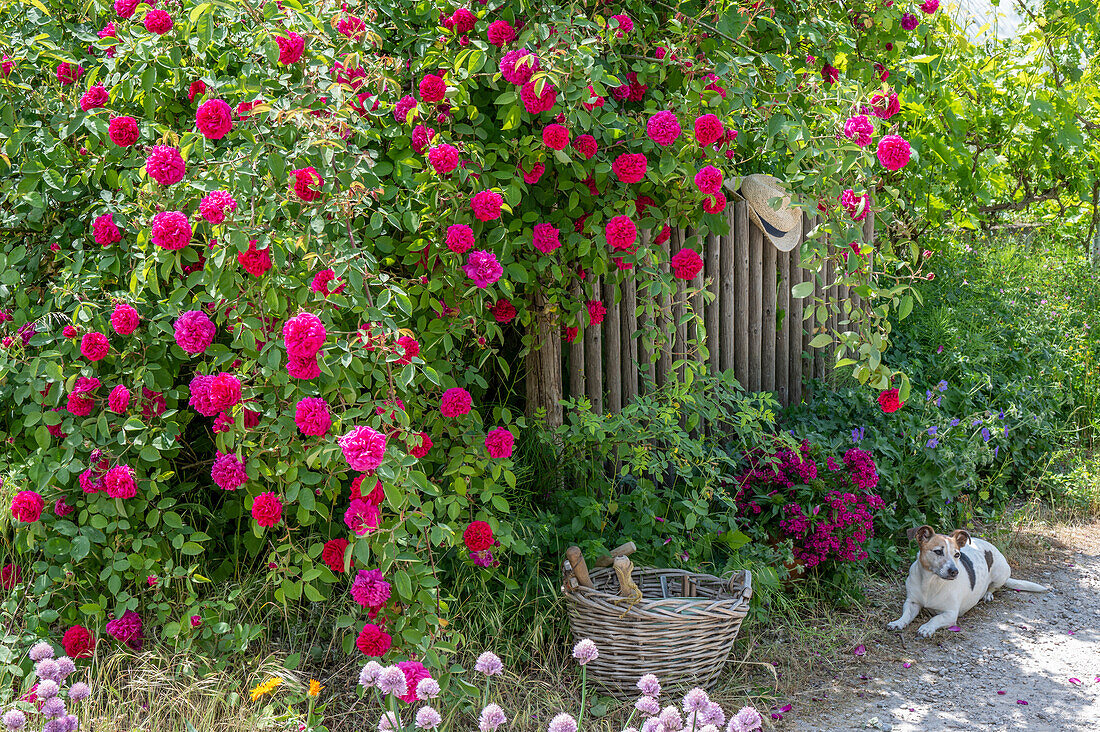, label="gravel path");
[787,524,1100,731]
